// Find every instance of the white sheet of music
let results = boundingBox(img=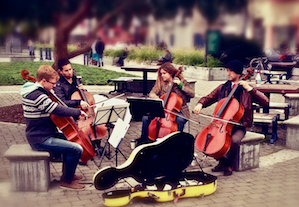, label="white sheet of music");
[94,94,131,123]
[108,118,130,148]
